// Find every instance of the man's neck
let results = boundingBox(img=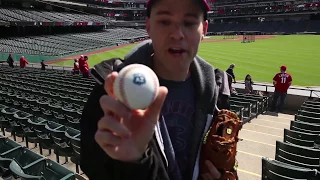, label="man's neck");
[153,55,190,81]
